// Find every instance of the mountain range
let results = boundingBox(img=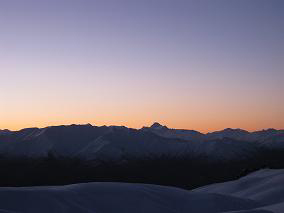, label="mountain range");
[0,123,283,188]
[0,123,283,158]
[143,122,284,142]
